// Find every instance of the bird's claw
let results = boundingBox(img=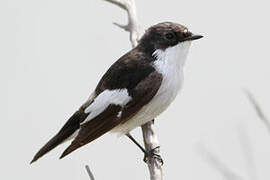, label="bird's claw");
[143,146,164,165]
